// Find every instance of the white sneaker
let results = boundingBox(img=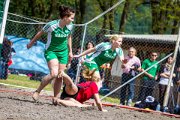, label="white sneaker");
[127,99,132,106]
[135,101,141,104]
